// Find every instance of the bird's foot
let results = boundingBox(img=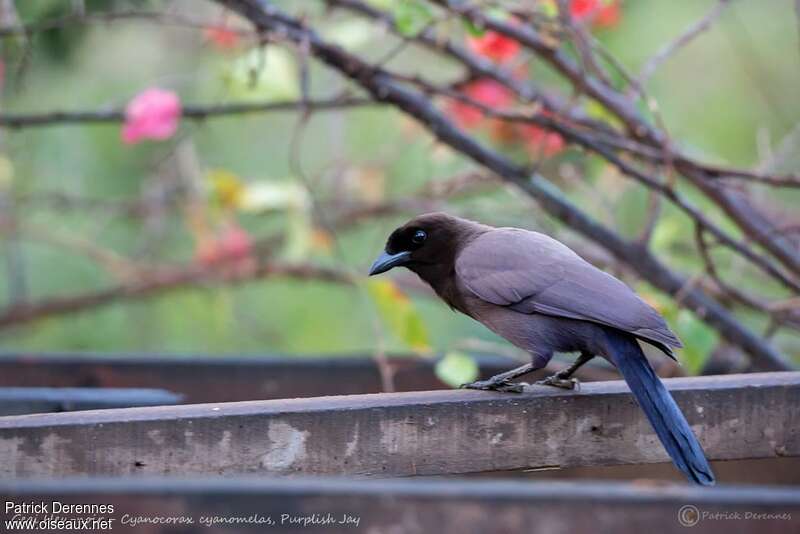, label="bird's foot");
[460,378,528,393]
[534,375,580,390]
